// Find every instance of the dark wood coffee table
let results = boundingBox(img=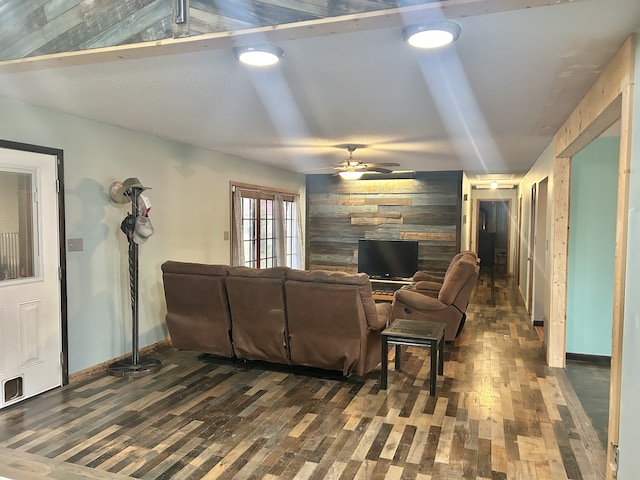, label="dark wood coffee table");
[380,319,445,394]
